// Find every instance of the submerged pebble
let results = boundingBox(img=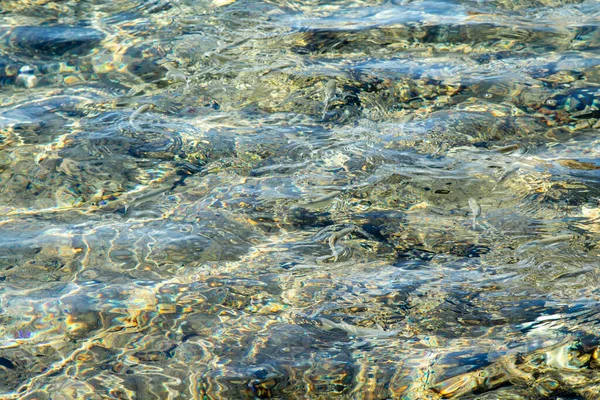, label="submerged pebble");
[8,26,105,57]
